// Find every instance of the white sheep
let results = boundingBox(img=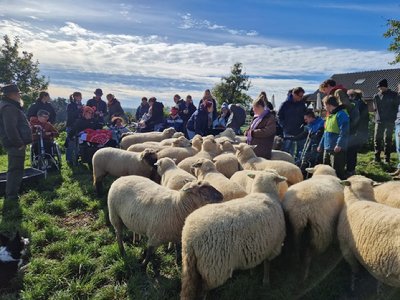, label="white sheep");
[374,181,400,208]
[177,139,220,173]
[305,164,337,177]
[127,136,191,153]
[159,133,186,146]
[92,148,158,195]
[216,138,236,154]
[108,176,223,271]
[338,175,400,293]
[271,150,295,164]
[235,143,303,186]
[180,171,287,299]
[155,157,196,190]
[230,169,288,200]
[120,127,176,149]
[191,158,247,201]
[282,164,343,281]
[212,153,242,178]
